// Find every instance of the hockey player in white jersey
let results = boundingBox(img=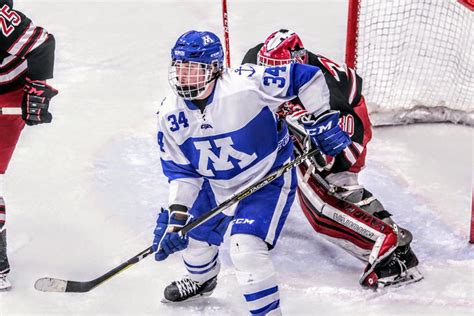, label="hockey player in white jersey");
[152,30,351,315]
